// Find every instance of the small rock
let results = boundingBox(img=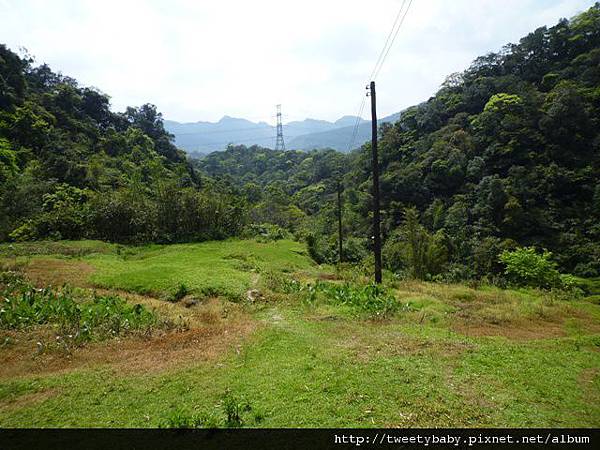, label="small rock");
[246,289,262,302]
[182,297,199,308]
